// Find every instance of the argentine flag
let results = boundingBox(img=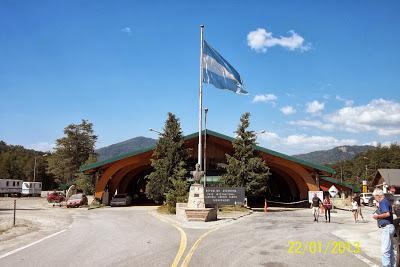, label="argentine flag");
[202,41,248,95]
